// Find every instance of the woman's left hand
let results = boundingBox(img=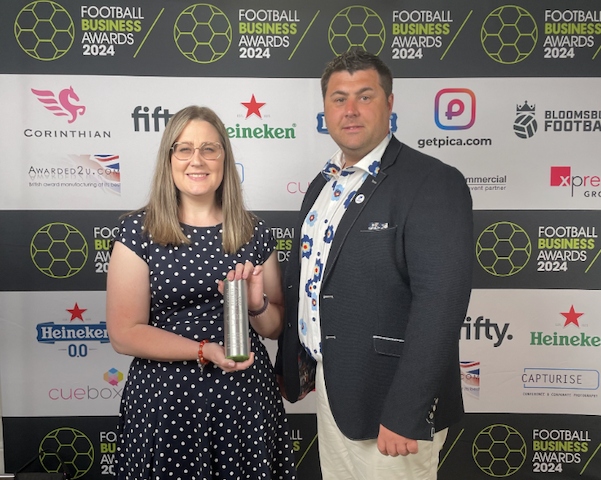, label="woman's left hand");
[217,260,266,312]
